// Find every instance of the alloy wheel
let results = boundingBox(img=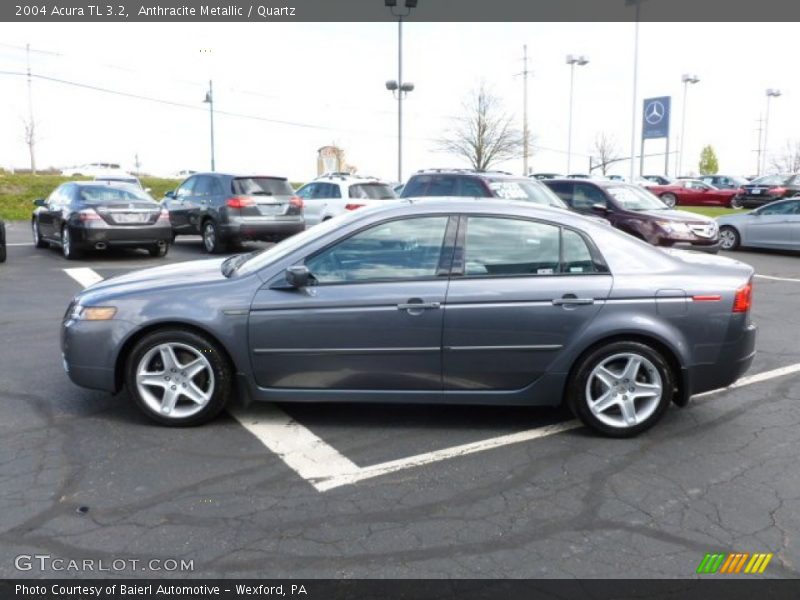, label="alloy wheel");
[203,222,215,252]
[135,342,215,419]
[584,352,663,429]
